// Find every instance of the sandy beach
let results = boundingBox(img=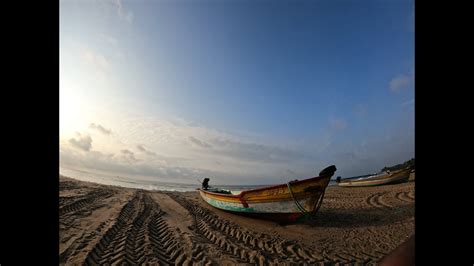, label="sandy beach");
[59,174,414,265]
